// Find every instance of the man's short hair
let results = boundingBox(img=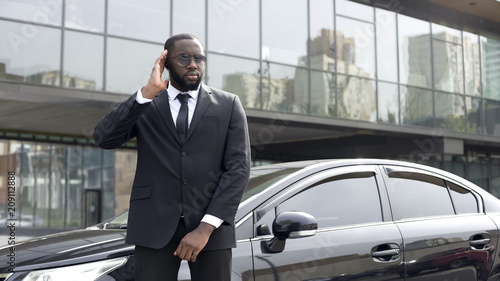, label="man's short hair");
[164,33,203,52]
